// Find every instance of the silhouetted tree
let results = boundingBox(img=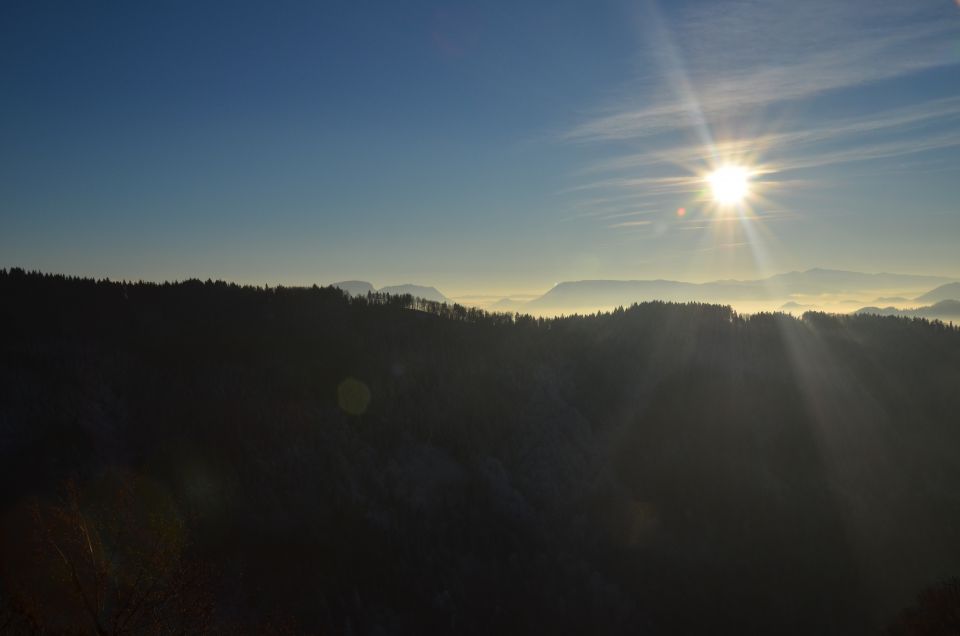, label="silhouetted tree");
[886,578,960,636]
[1,472,213,634]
